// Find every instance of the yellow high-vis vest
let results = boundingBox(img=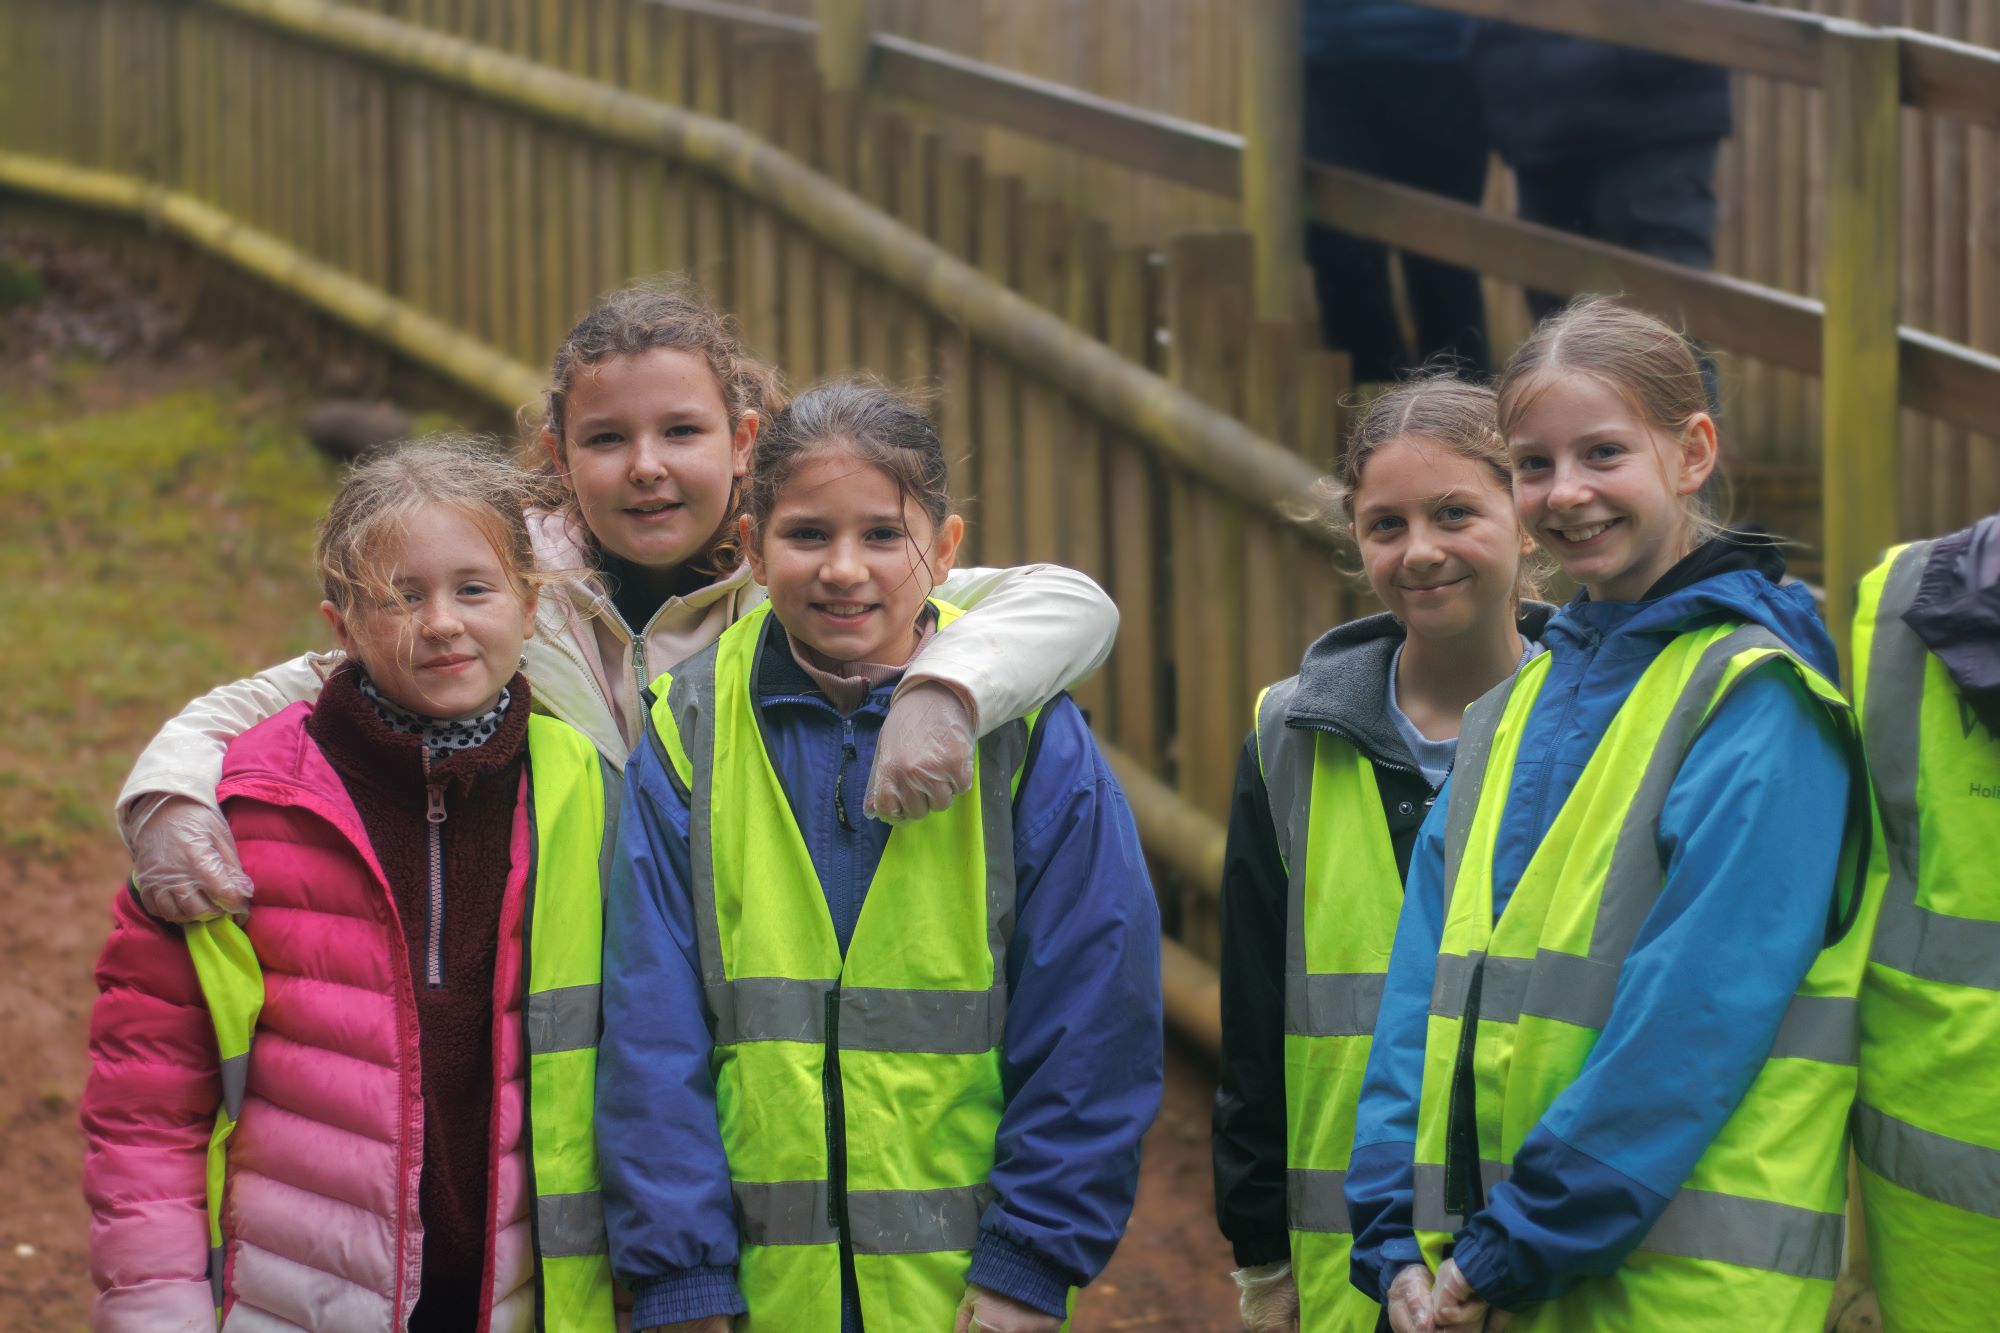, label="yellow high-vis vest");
[1252,679,1403,1330]
[1413,622,1875,1331]
[1853,541,2000,1333]
[647,600,1050,1332]
[184,713,618,1331]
